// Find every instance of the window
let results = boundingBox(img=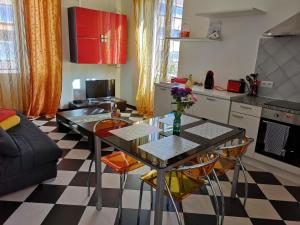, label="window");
[167,0,183,79]
[0,1,17,73]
